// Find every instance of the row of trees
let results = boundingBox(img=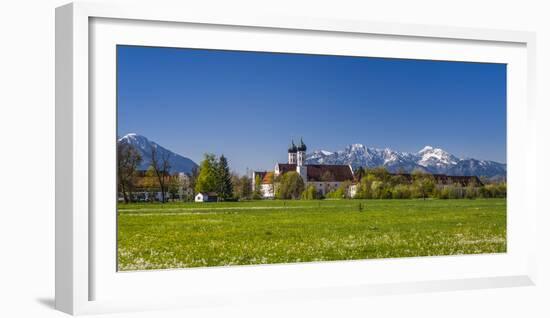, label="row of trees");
[271,167,506,201]
[351,168,506,200]
[118,143,261,203]
[353,169,436,200]
[119,143,507,203]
